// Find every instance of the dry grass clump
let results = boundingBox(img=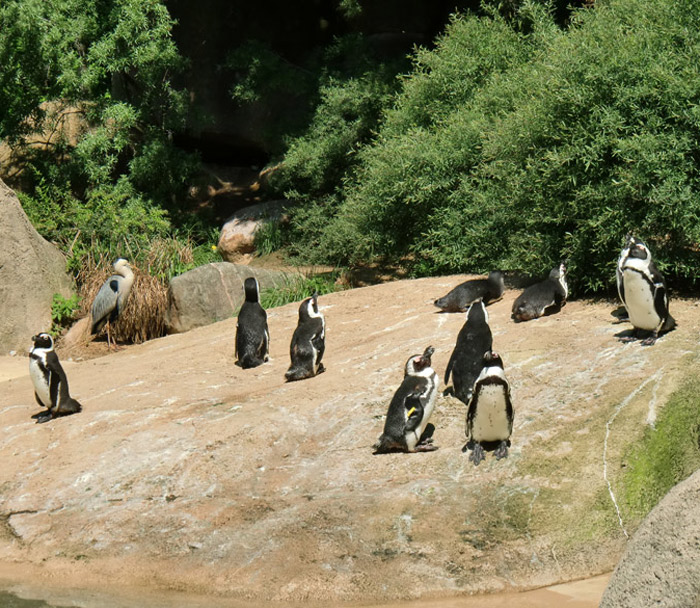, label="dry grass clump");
[79,254,168,345]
